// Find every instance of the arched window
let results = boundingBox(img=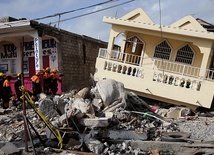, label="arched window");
[153,40,171,60]
[126,35,144,53]
[175,44,194,65]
